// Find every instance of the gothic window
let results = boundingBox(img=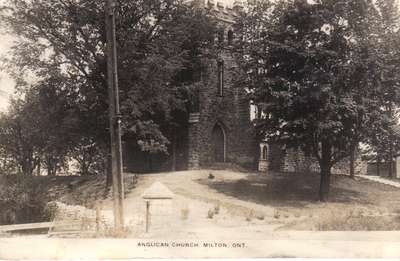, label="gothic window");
[212,123,226,163]
[249,103,257,121]
[217,60,224,96]
[218,29,224,44]
[227,30,233,45]
[262,146,268,160]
